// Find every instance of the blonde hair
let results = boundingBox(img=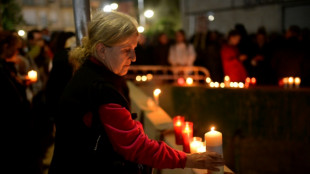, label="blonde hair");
[69,11,139,69]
